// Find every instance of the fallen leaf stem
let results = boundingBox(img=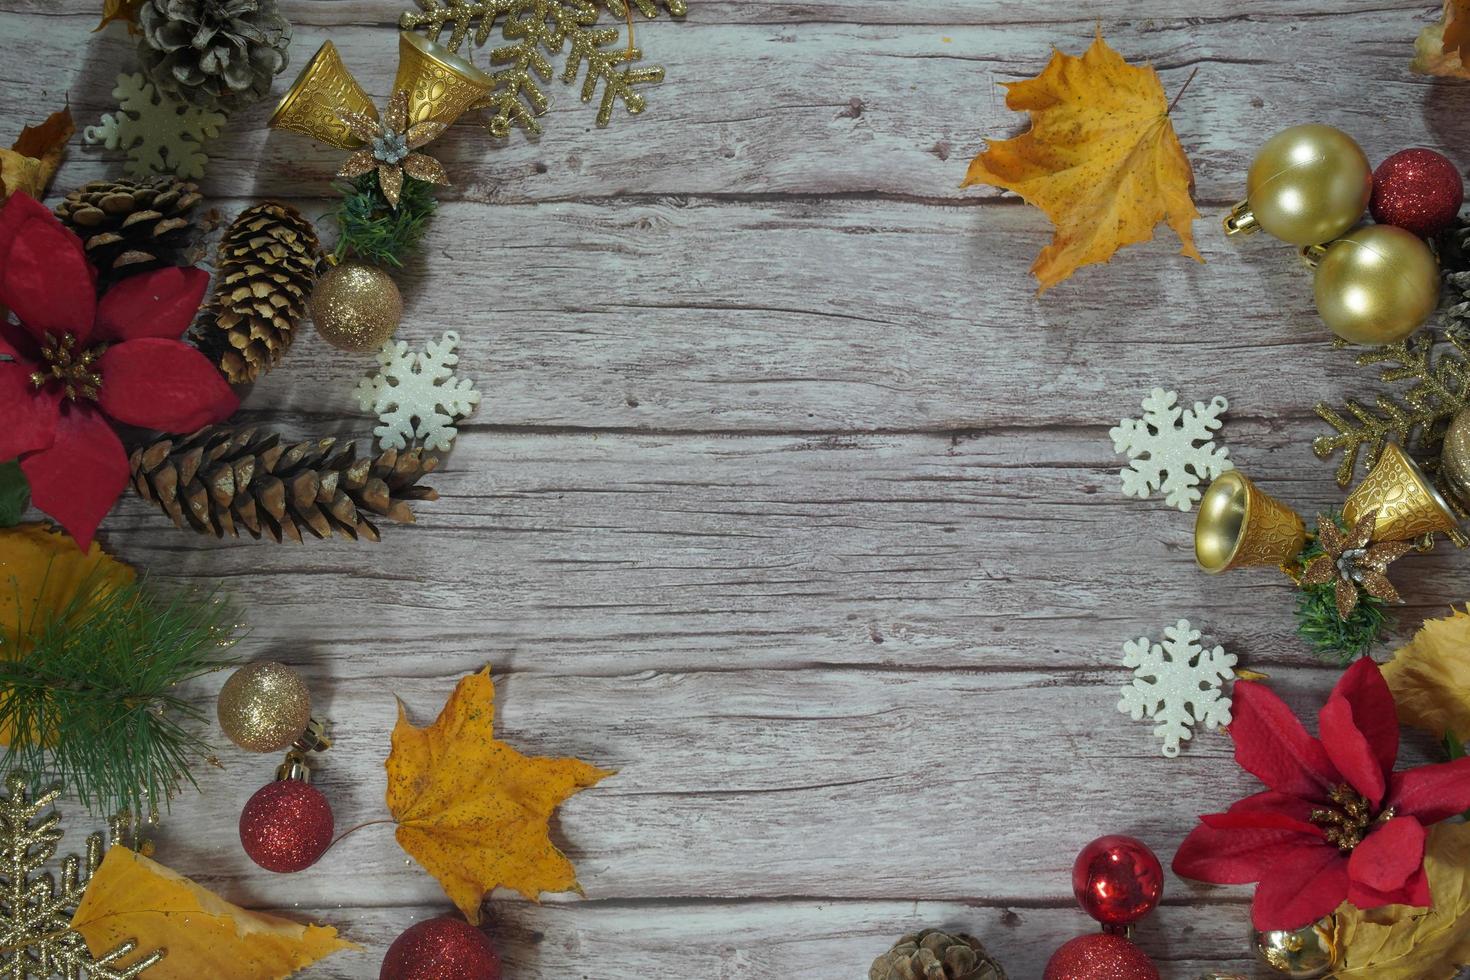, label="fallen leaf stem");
[325,817,395,854]
[1167,66,1200,114]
